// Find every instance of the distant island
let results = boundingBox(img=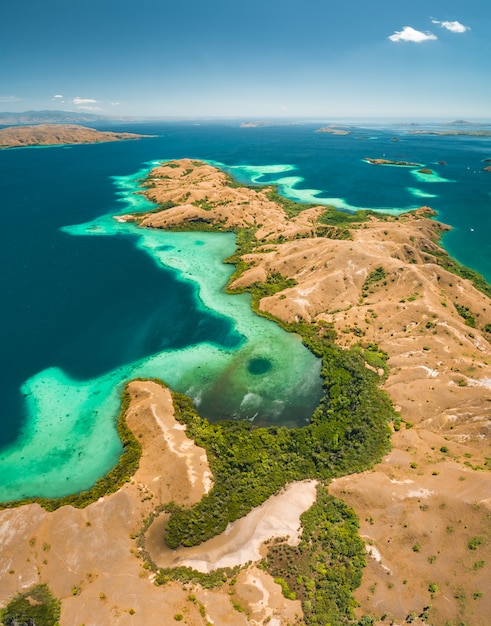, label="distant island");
[445,119,487,127]
[408,129,491,137]
[315,125,351,135]
[240,121,299,128]
[363,157,421,166]
[0,123,151,148]
[393,119,489,129]
[240,121,275,128]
